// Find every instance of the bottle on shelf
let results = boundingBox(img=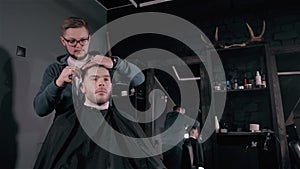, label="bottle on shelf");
[261,73,267,88]
[214,81,221,91]
[233,78,238,90]
[226,80,231,90]
[255,71,262,88]
[220,122,229,133]
[243,73,248,87]
[248,75,255,89]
